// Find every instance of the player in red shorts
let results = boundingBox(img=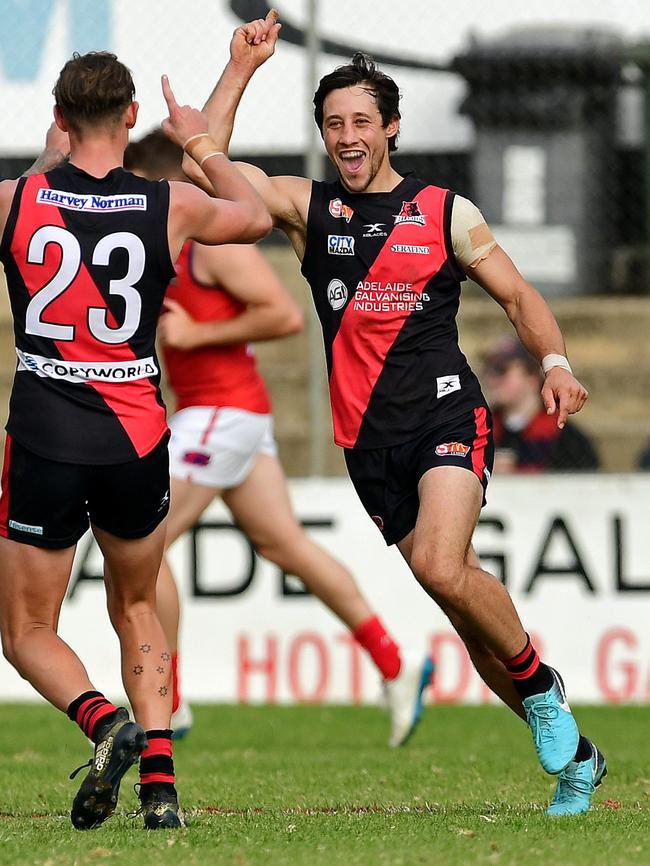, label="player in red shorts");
[125,129,434,747]
[0,52,270,828]
[180,12,606,816]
